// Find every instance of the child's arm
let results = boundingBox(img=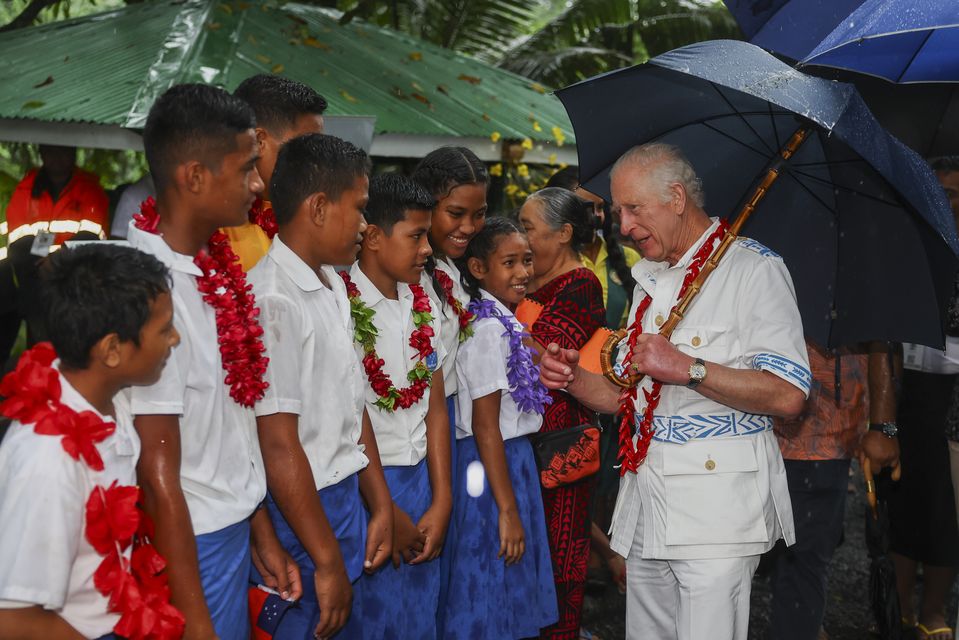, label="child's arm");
[470,392,526,565]
[0,607,84,639]
[356,408,394,573]
[411,370,452,565]
[257,413,352,639]
[135,414,216,640]
[249,507,302,601]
